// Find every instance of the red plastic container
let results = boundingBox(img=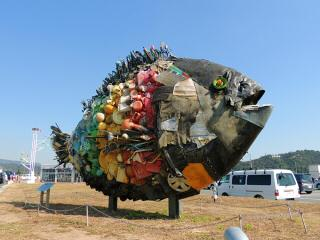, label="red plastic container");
[137,70,149,86]
[143,97,155,128]
[131,112,143,124]
[122,151,134,164]
[145,160,162,173]
[132,161,152,180]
